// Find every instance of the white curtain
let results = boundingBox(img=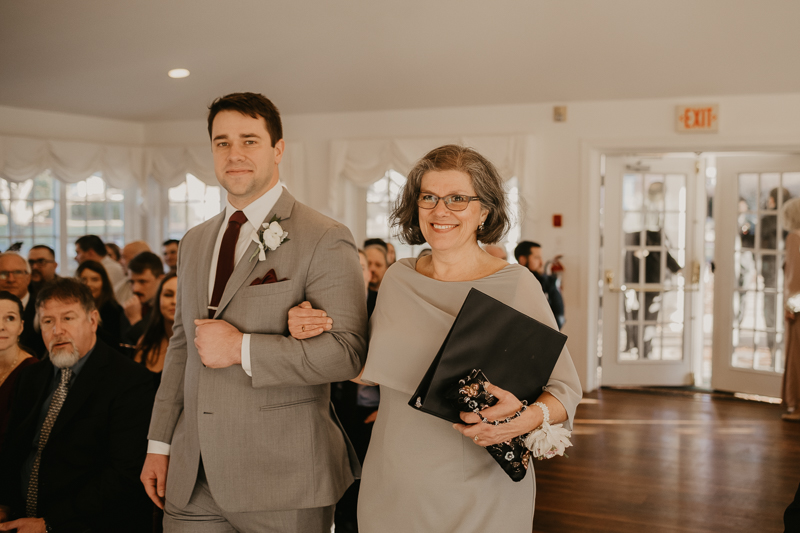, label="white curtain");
[329,135,530,217]
[0,136,145,189]
[0,135,306,202]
